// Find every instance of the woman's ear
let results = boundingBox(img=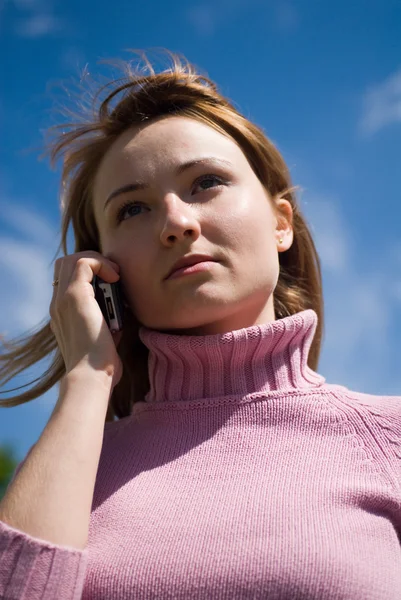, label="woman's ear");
[275,199,294,251]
